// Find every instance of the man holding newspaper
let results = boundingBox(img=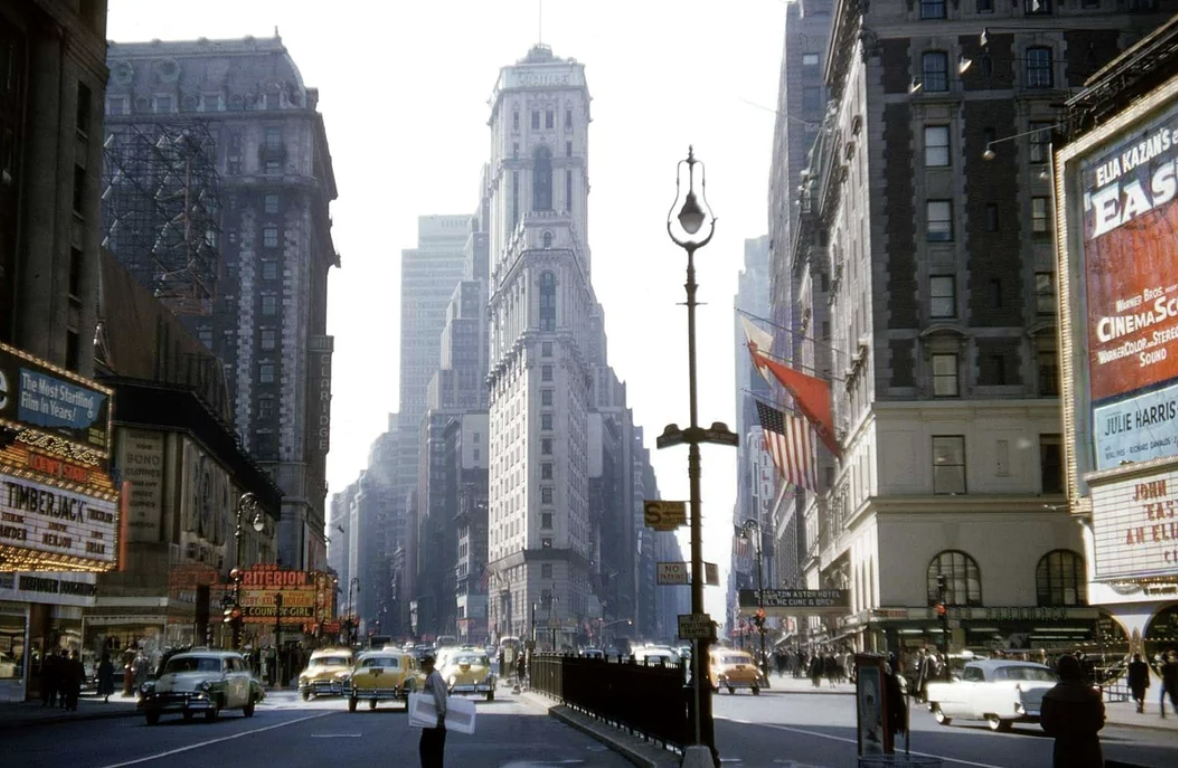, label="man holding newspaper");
[418,655,448,768]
